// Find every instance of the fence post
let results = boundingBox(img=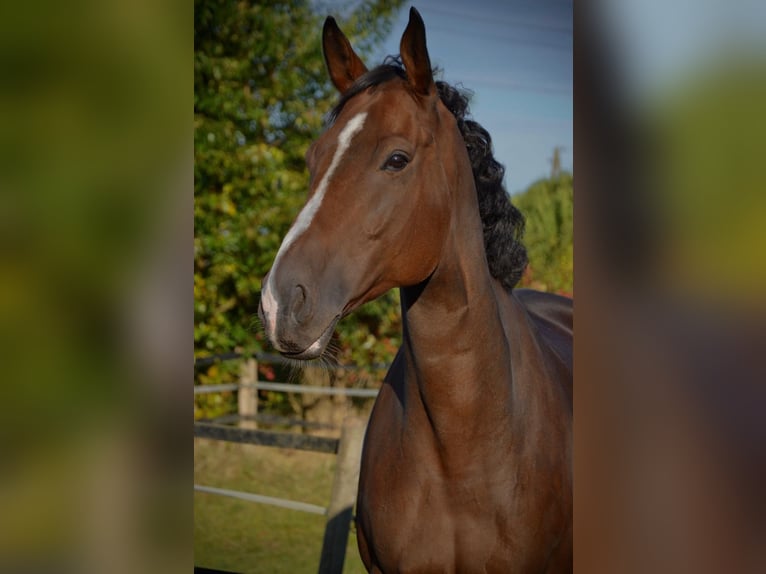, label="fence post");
[238,358,258,429]
[318,417,365,574]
